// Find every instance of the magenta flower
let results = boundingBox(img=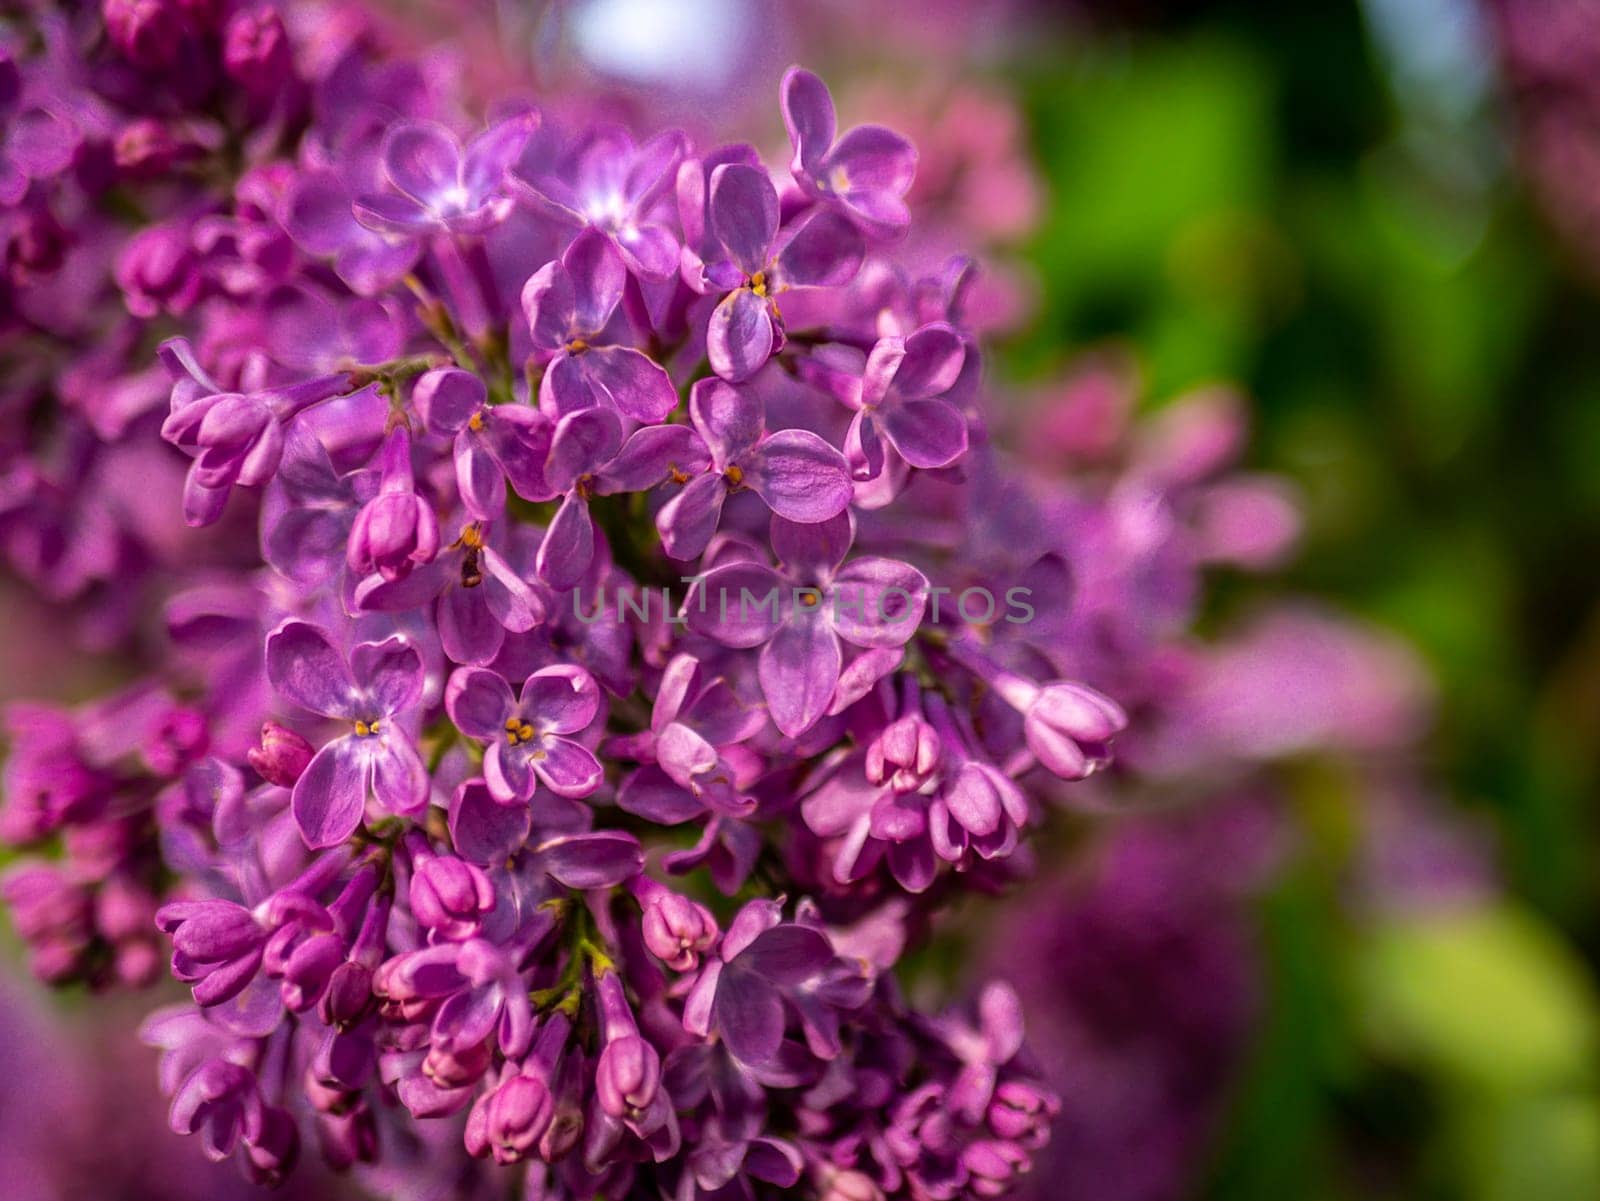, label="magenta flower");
[699,162,865,381]
[158,337,352,525]
[782,66,918,240]
[445,665,604,803]
[522,228,677,423]
[686,514,928,737]
[840,322,970,480]
[346,425,440,583]
[656,378,853,560]
[265,620,429,847]
[354,114,536,237]
[414,367,552,521]
[511,126,686,280]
